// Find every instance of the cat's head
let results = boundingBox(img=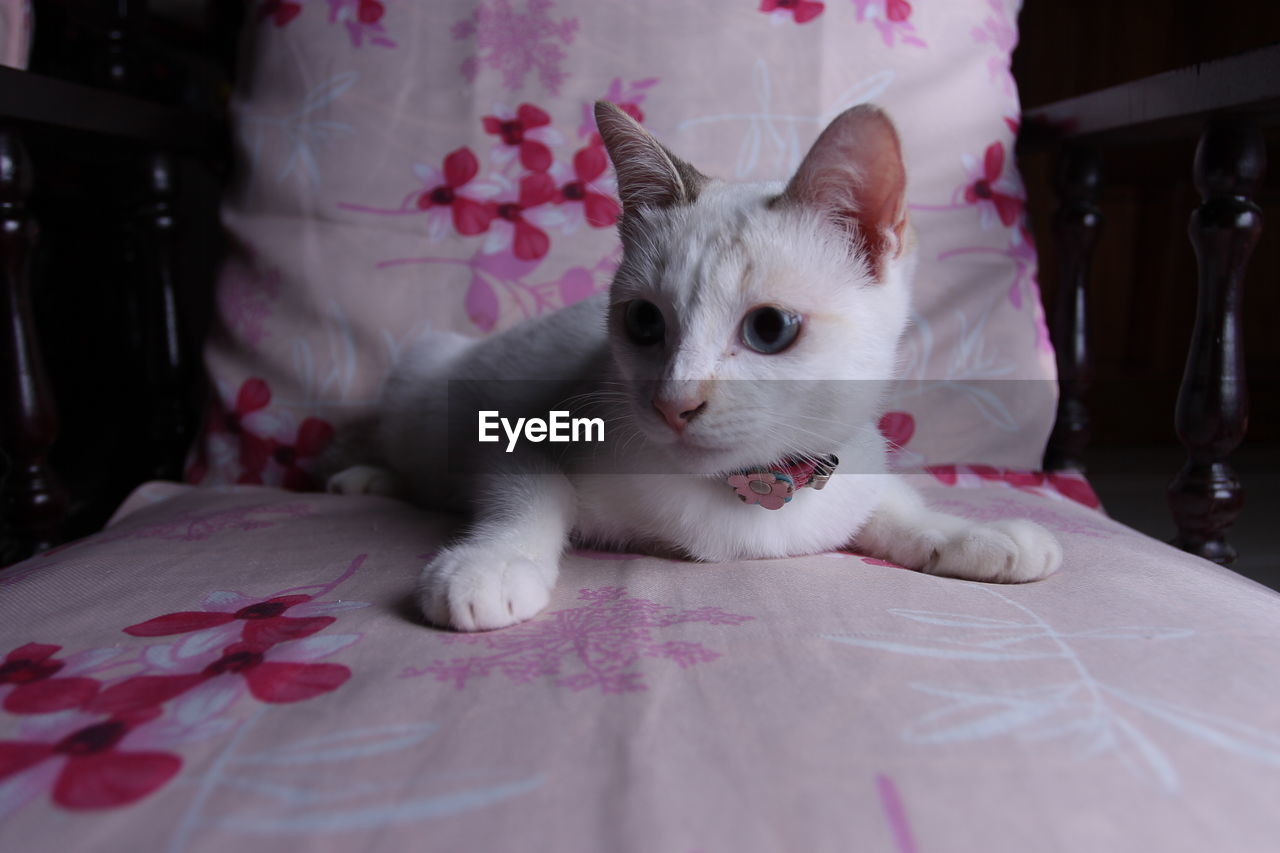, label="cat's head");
[596,101,916,476]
